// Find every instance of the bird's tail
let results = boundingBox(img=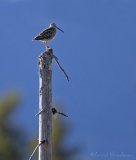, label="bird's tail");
[33,35,43,40]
